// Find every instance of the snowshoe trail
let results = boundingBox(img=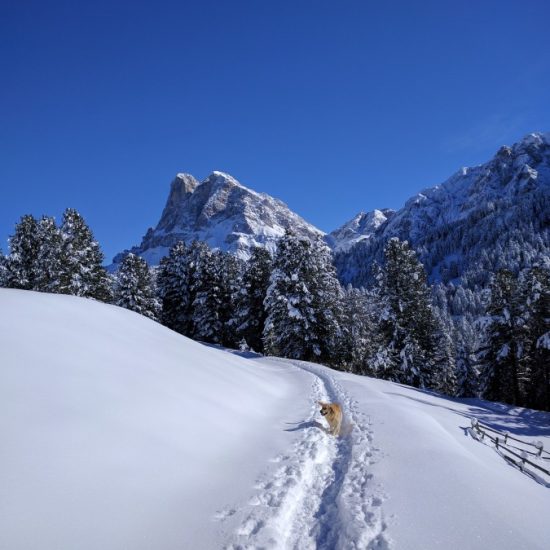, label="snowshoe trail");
[218,359,391,550]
